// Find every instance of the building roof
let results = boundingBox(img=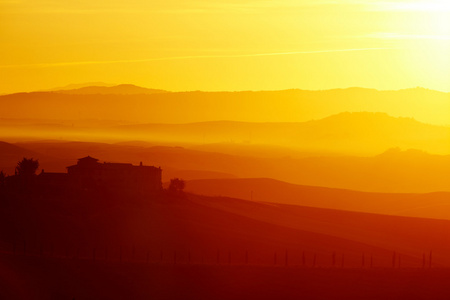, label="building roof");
[67,157,161,171]
[77,156,99,163]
